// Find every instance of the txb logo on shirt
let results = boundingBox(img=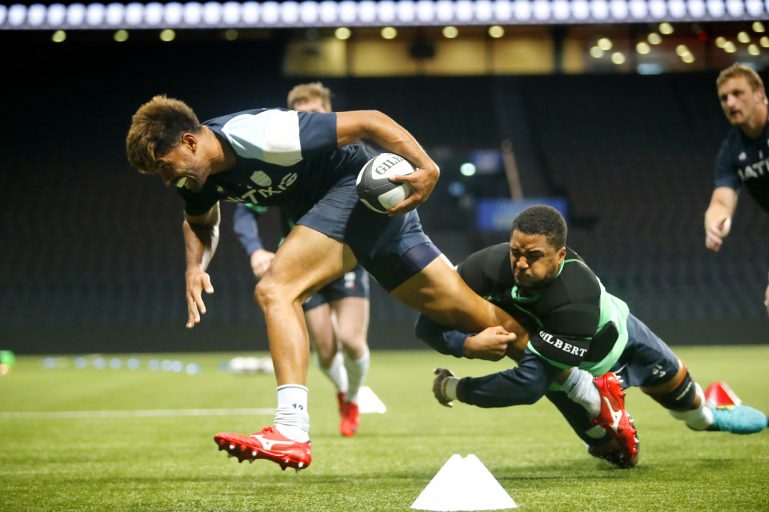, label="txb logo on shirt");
[227,171,300,204]
[250,171,272,187]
